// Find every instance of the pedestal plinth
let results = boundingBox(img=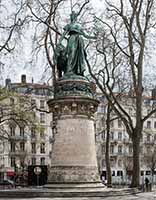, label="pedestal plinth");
[47,76,99,183]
